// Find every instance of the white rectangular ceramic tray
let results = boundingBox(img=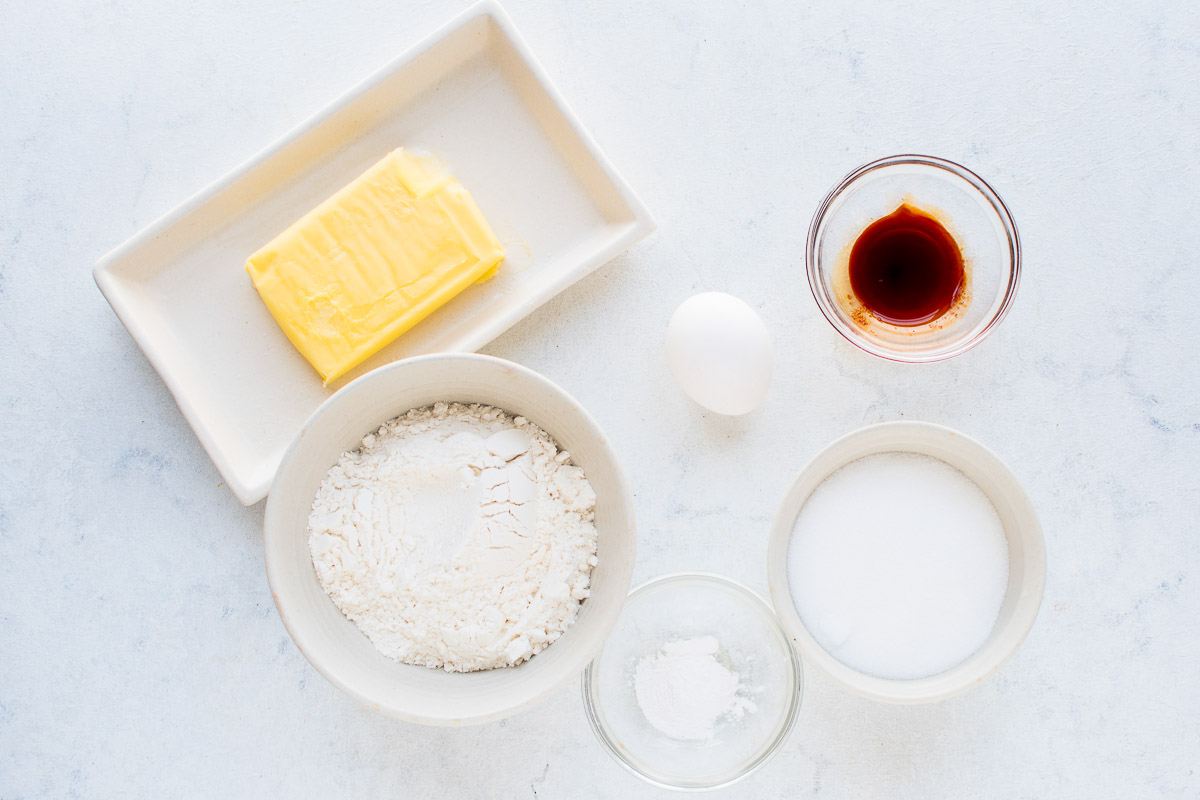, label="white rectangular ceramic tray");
[94,1,654,505]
